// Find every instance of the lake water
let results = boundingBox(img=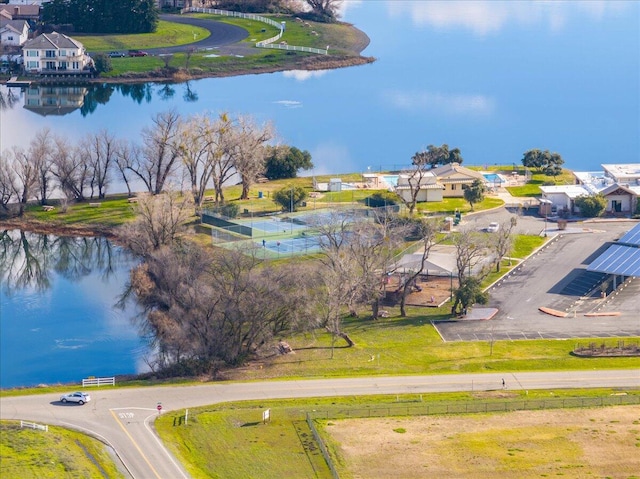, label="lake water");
[0,231,148,388]
[1,1,638,179]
